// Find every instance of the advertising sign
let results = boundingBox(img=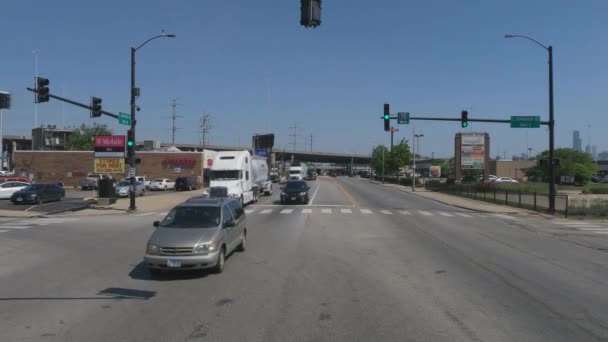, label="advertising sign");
[94,135,126,157]
[461,133,485,170]
[94,158,125,173]
[430,166,441,178]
